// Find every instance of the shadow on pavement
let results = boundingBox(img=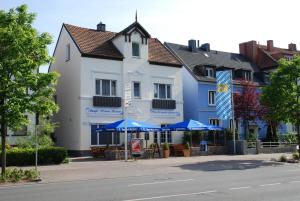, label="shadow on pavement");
[70,157,105,162]
[176,160,283,171]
